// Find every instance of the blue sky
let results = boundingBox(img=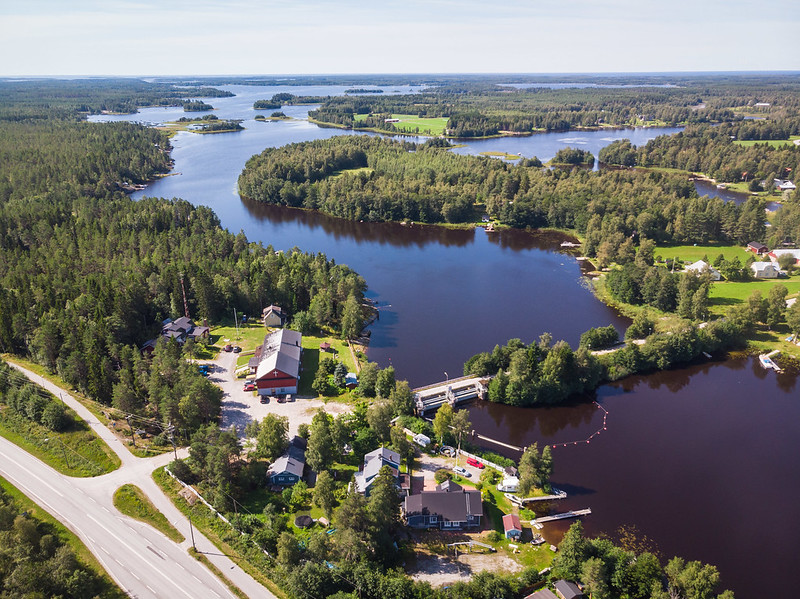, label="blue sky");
[2,0,798,76]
